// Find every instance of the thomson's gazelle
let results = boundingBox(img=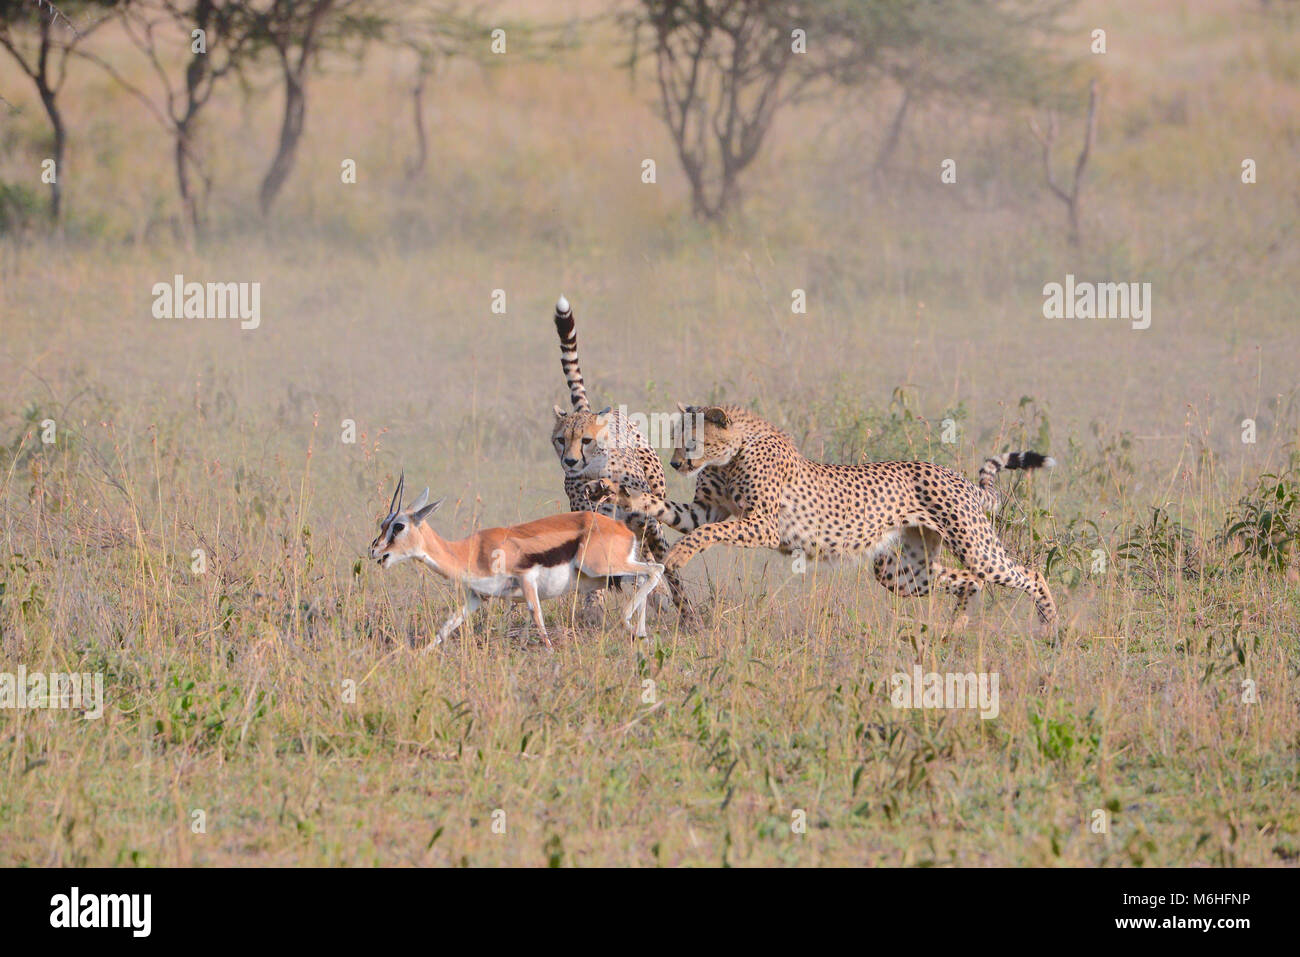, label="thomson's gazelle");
[369,475,665,649]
